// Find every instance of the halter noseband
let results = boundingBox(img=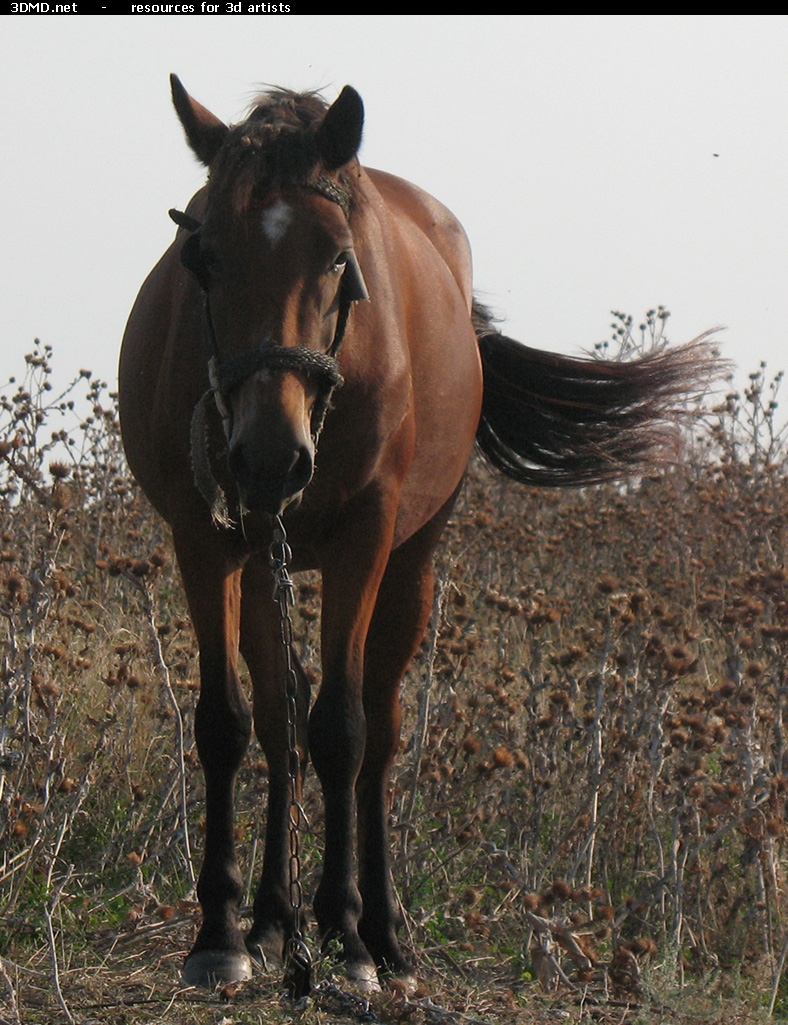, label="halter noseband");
[170,180,369,528]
